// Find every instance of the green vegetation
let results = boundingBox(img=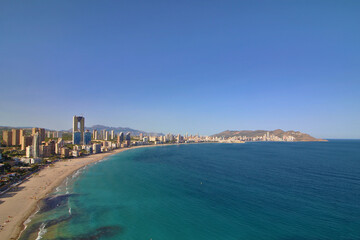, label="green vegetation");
[66,144,75,150]
[2,162,11,172]
[1,148,25,159]
[45,137,59,142]
[62,132,72,141]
